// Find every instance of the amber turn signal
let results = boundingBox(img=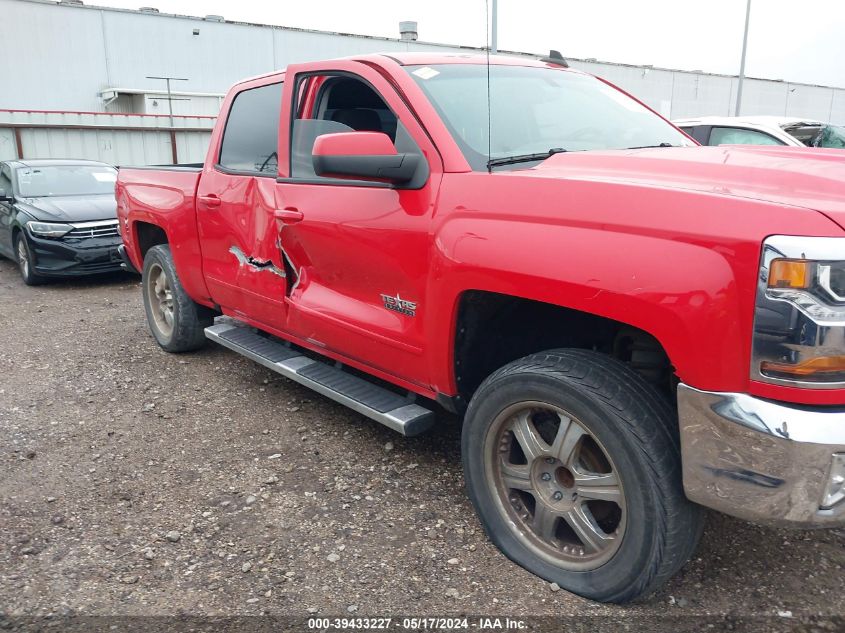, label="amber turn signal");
[768,259,810,289]
[761,355,845,379]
